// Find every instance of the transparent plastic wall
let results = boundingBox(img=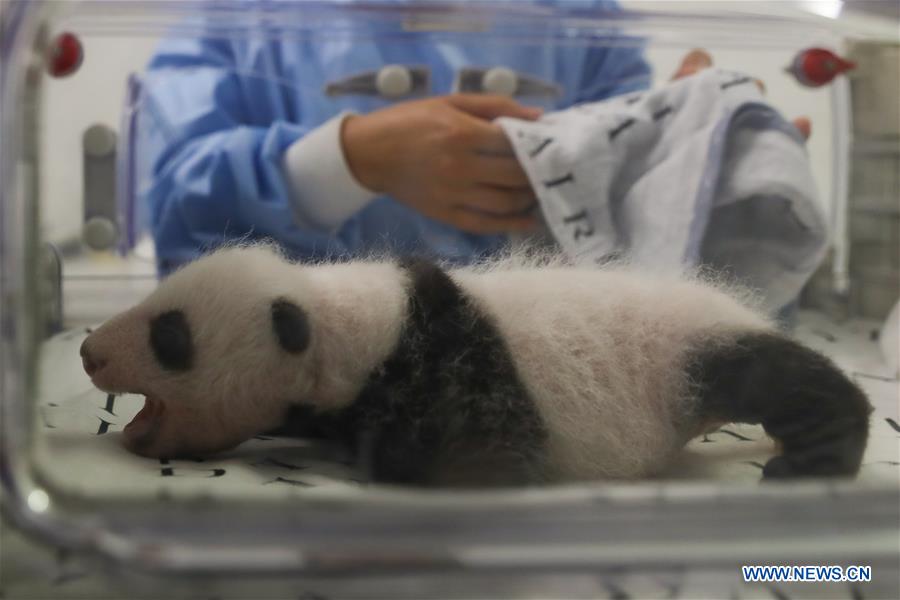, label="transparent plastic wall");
[2,1,898,595]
